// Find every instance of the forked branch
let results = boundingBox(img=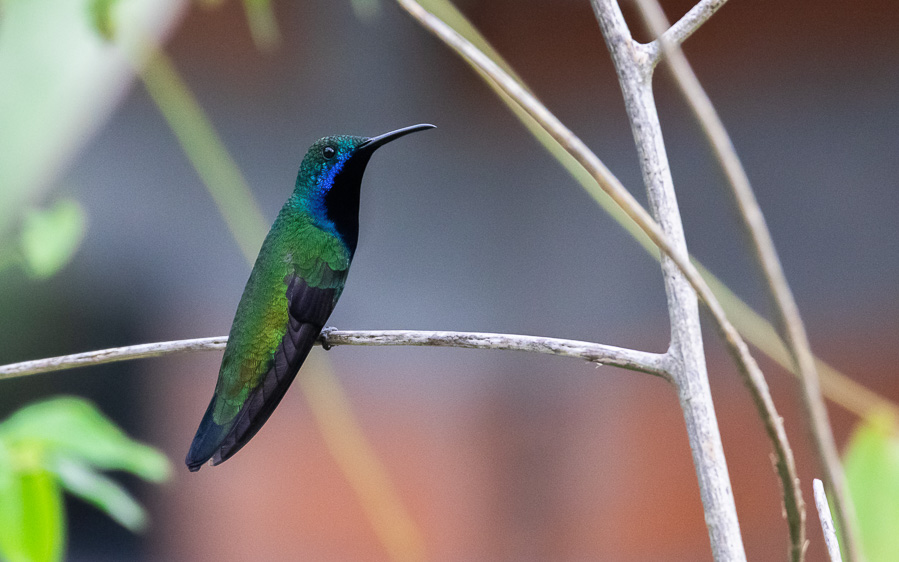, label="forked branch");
[634,0,859,558]
[398,0,802,559]
[643,0,730,66]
